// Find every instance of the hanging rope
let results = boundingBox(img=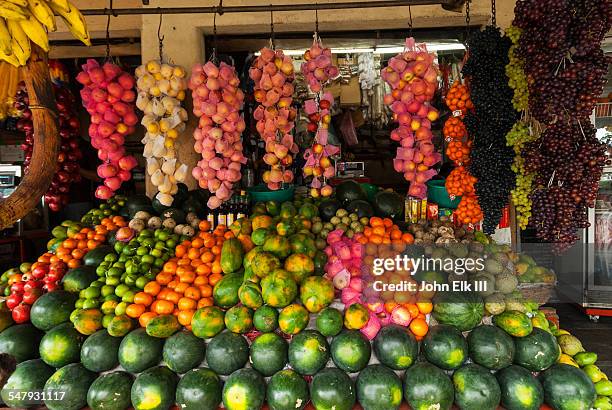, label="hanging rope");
[104,0,114,60]
[315,5,319,37]
[408,5,413,38]
[491,0,496,27]
[269,6,275,49]
[157,9,164,61]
